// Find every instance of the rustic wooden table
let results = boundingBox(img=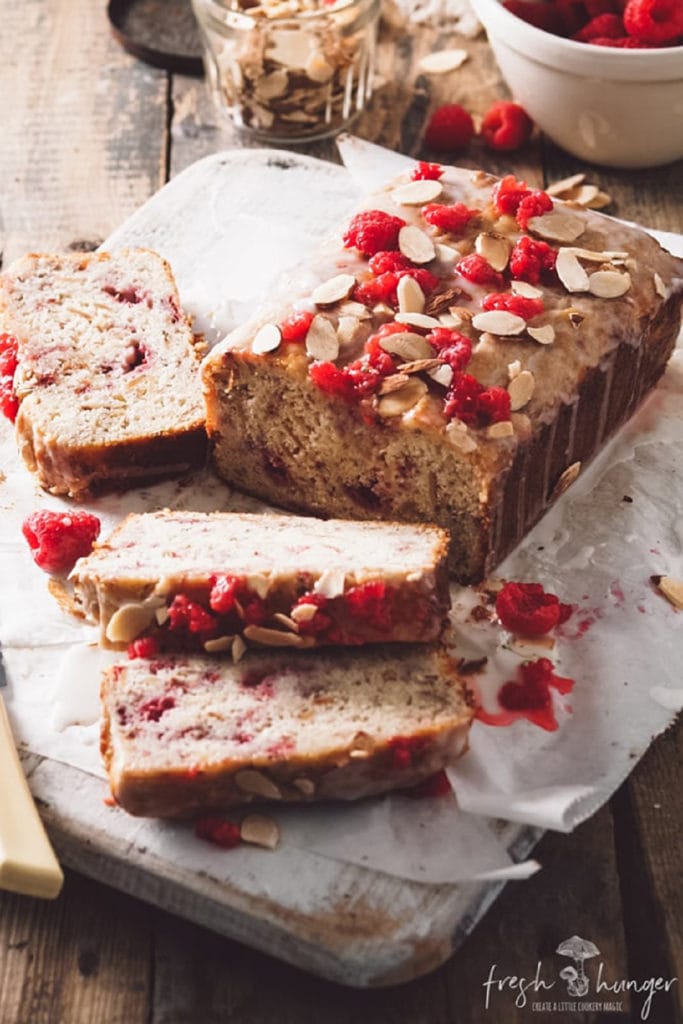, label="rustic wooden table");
[1,1,681,1021]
